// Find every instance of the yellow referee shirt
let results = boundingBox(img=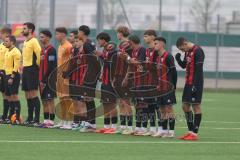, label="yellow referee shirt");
[0,42,8,70]
[22,37,41,67]
[4,47,21,75]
